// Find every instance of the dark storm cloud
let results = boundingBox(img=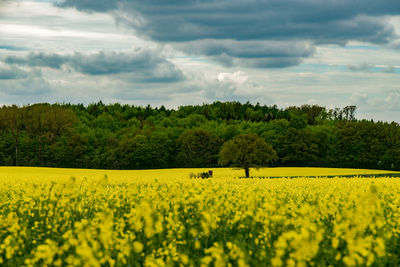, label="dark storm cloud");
[176,40,315,68]
[5,50,184,82]
[56,0,400,68]
[56,0,399,43]
[6,53,65,69]
[177,40,314,59]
